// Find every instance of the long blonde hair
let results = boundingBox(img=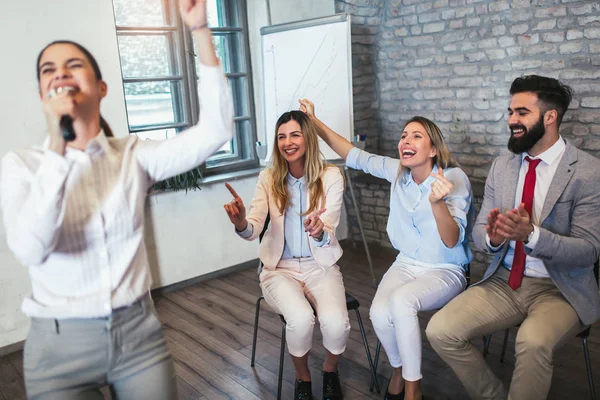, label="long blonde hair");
[269,111,338,215]
[395,116,459,183]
